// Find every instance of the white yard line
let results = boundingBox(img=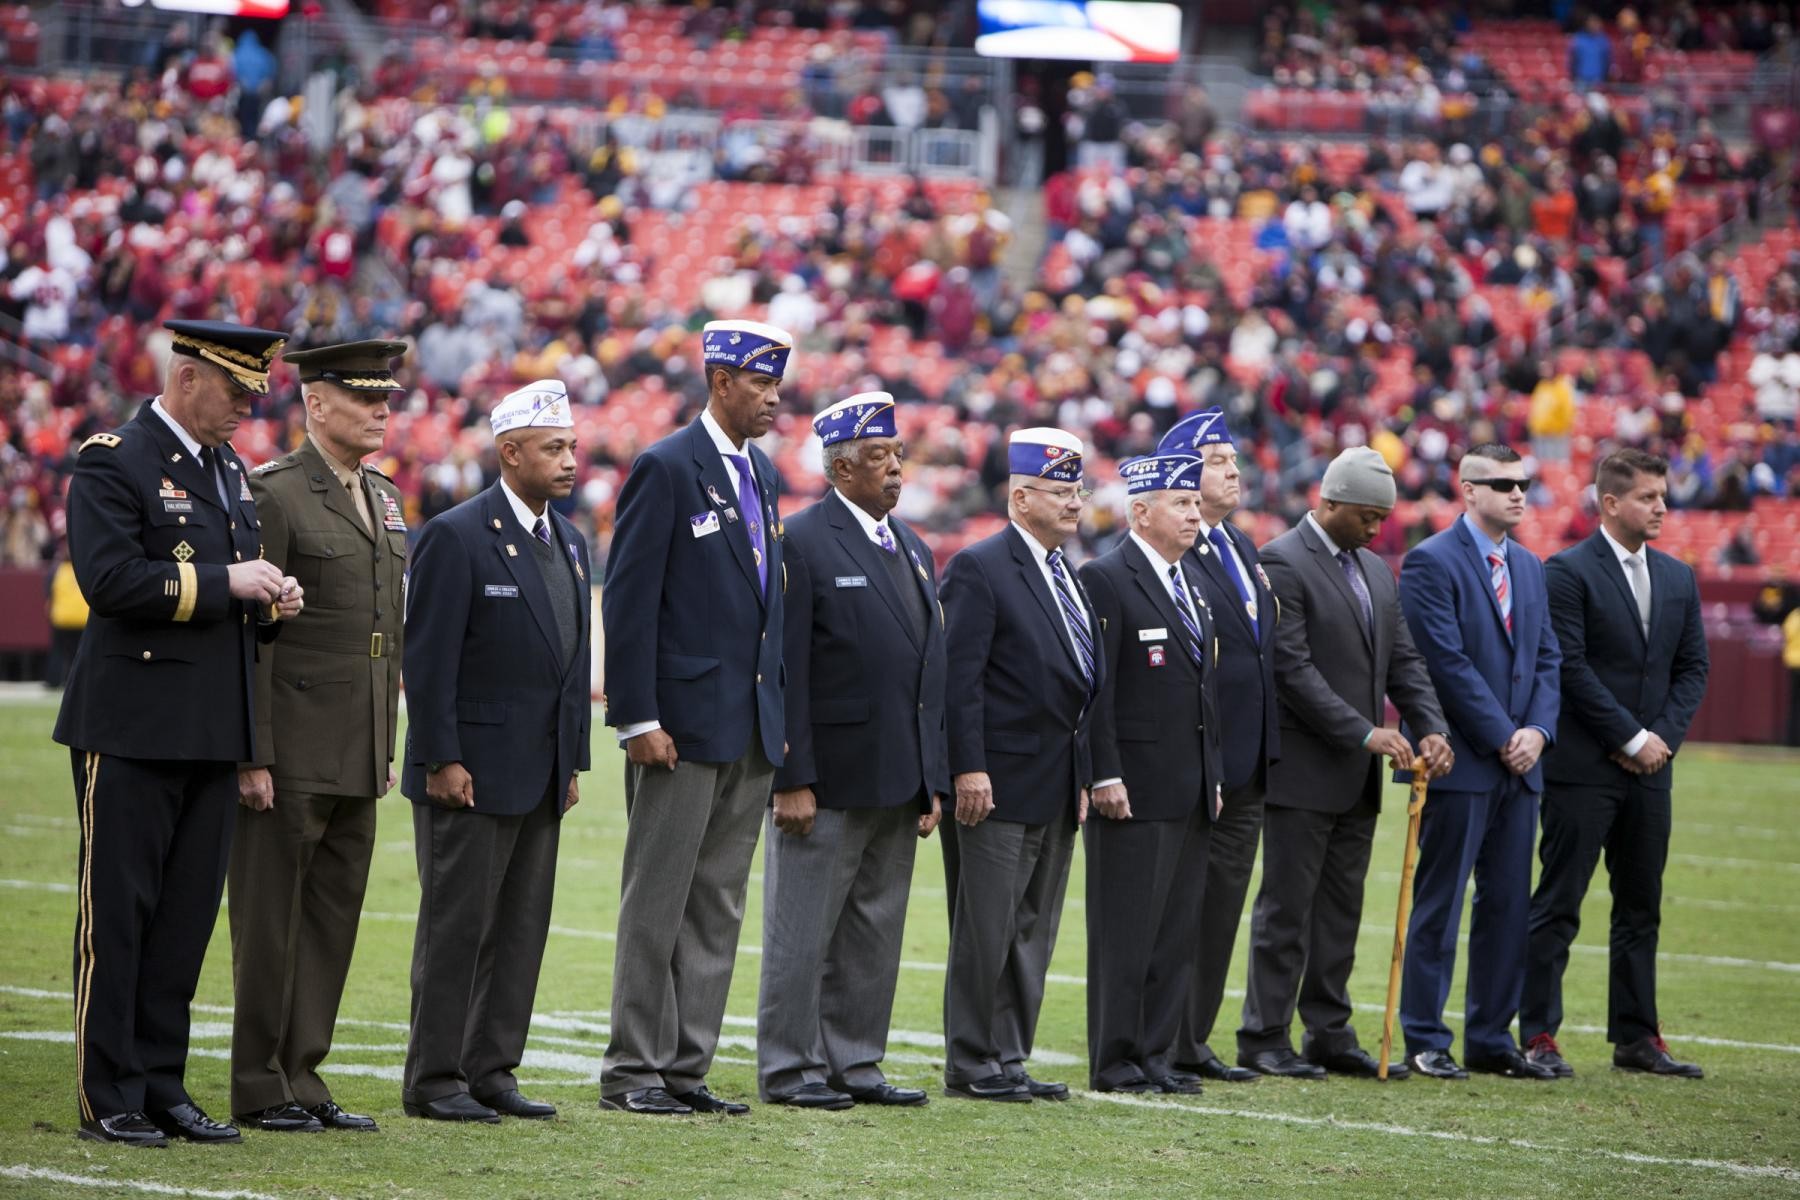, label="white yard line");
[0,1165,281,1199]
[1083,1092,1800,1182]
